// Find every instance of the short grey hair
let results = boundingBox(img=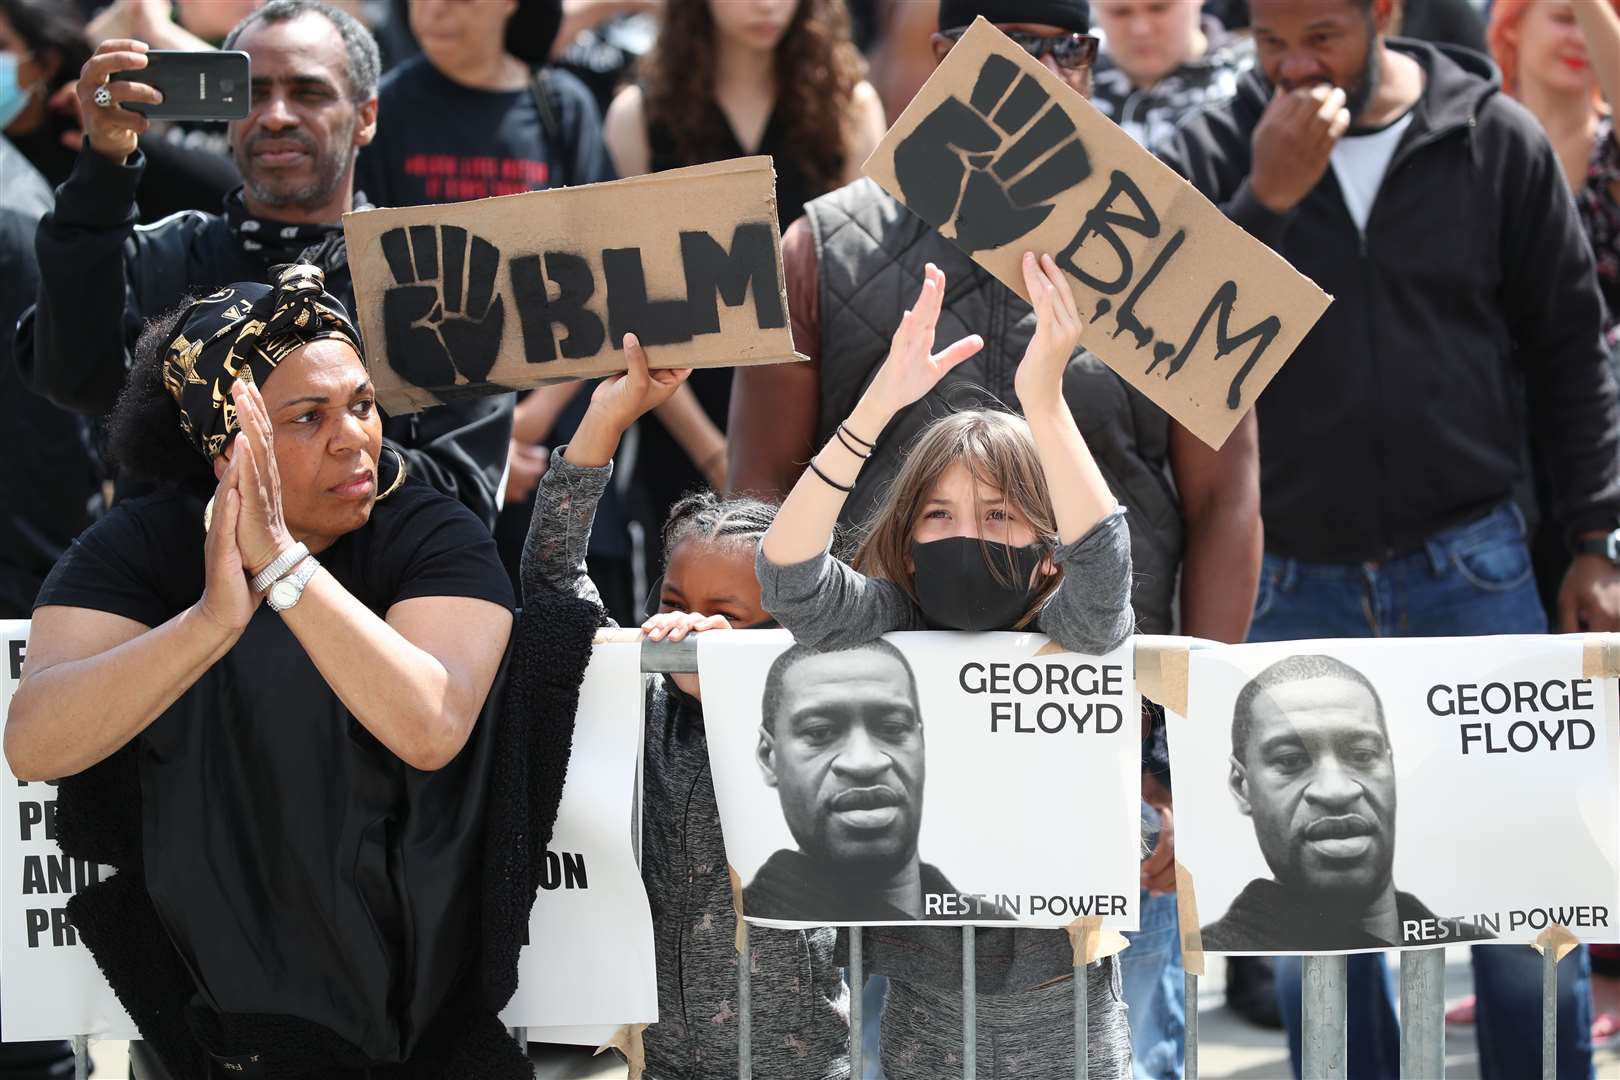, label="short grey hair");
[223,0,381,103]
